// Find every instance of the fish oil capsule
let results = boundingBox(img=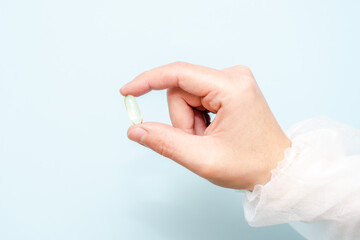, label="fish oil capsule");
[124,95,143,125]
